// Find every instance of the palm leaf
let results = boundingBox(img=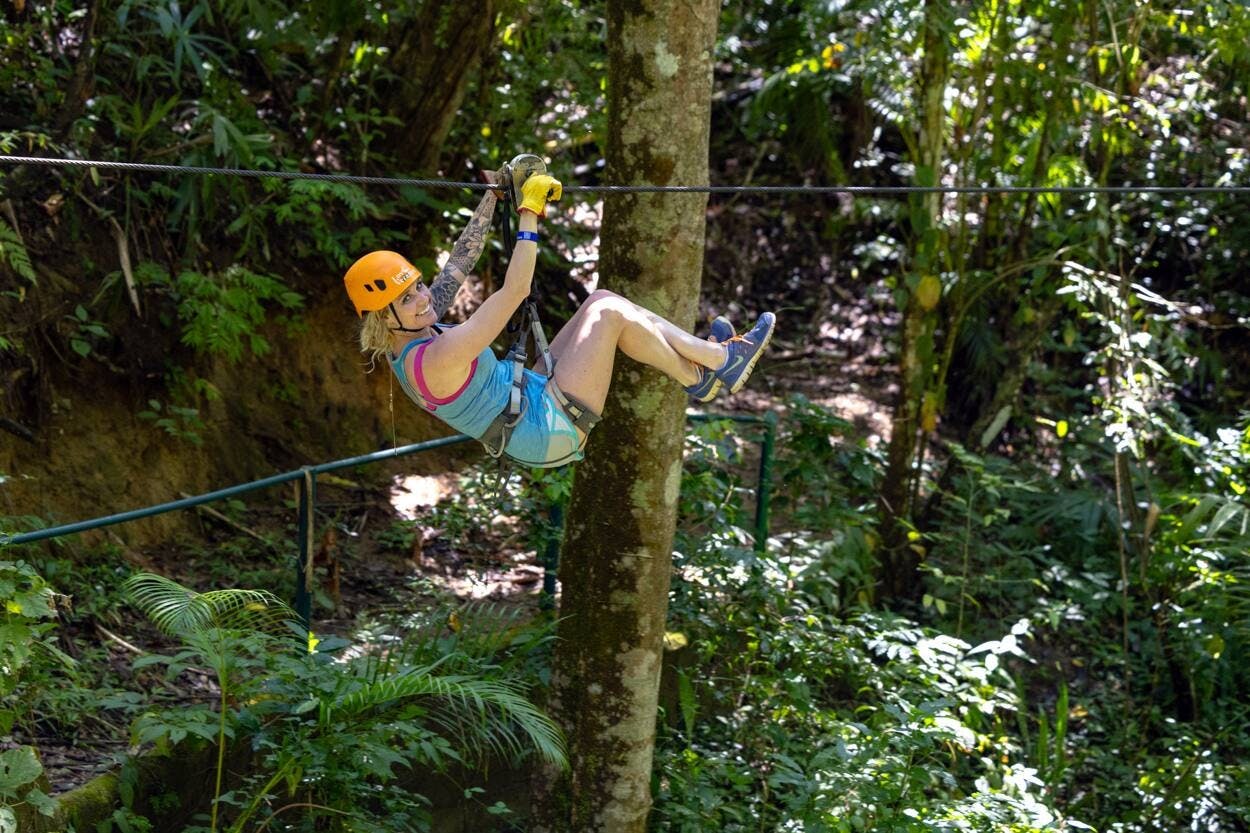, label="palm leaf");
[125,572,295,637]
[331,667,566,768]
